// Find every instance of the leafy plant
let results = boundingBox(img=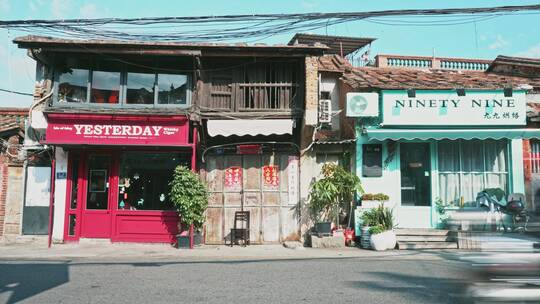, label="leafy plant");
[435,197,449,227]
[309,163,364,224]
[361,204,394,231]
[361,193,390,201]
[368,225,385,235]
[169,165,209,230]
